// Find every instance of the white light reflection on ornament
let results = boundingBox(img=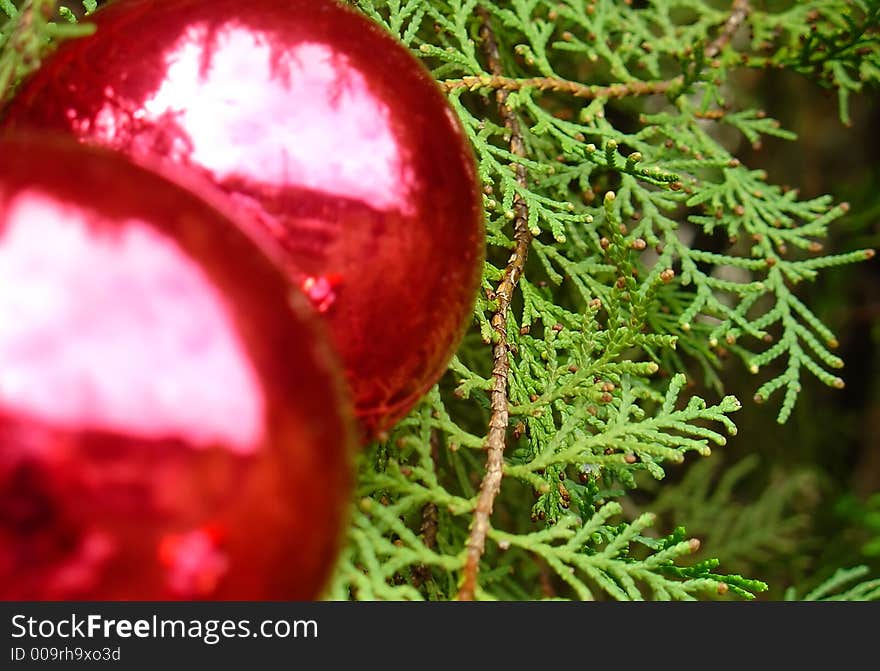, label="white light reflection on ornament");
[136,24,414,213]
[0,191,266,452]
